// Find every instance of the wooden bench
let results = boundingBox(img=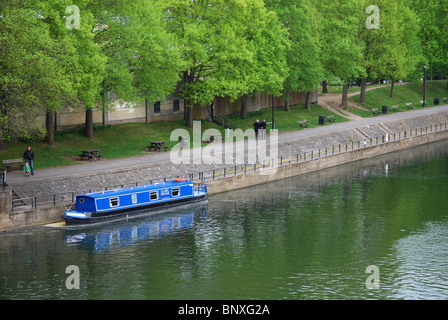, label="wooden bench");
[406,103,413,110]
[2,158,24,171]
[392,105,399,112]
[371,108,379,116]
[298,120,309,128]
[327,115,336,123]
